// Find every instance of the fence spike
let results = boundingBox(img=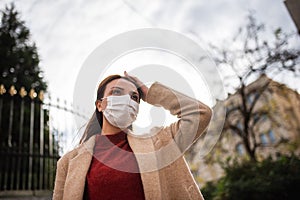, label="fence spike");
[29,88,37,99]
[0,84,6,95]
[39,90,44,101]
[19,87,27,98]
[9,85,17,96]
